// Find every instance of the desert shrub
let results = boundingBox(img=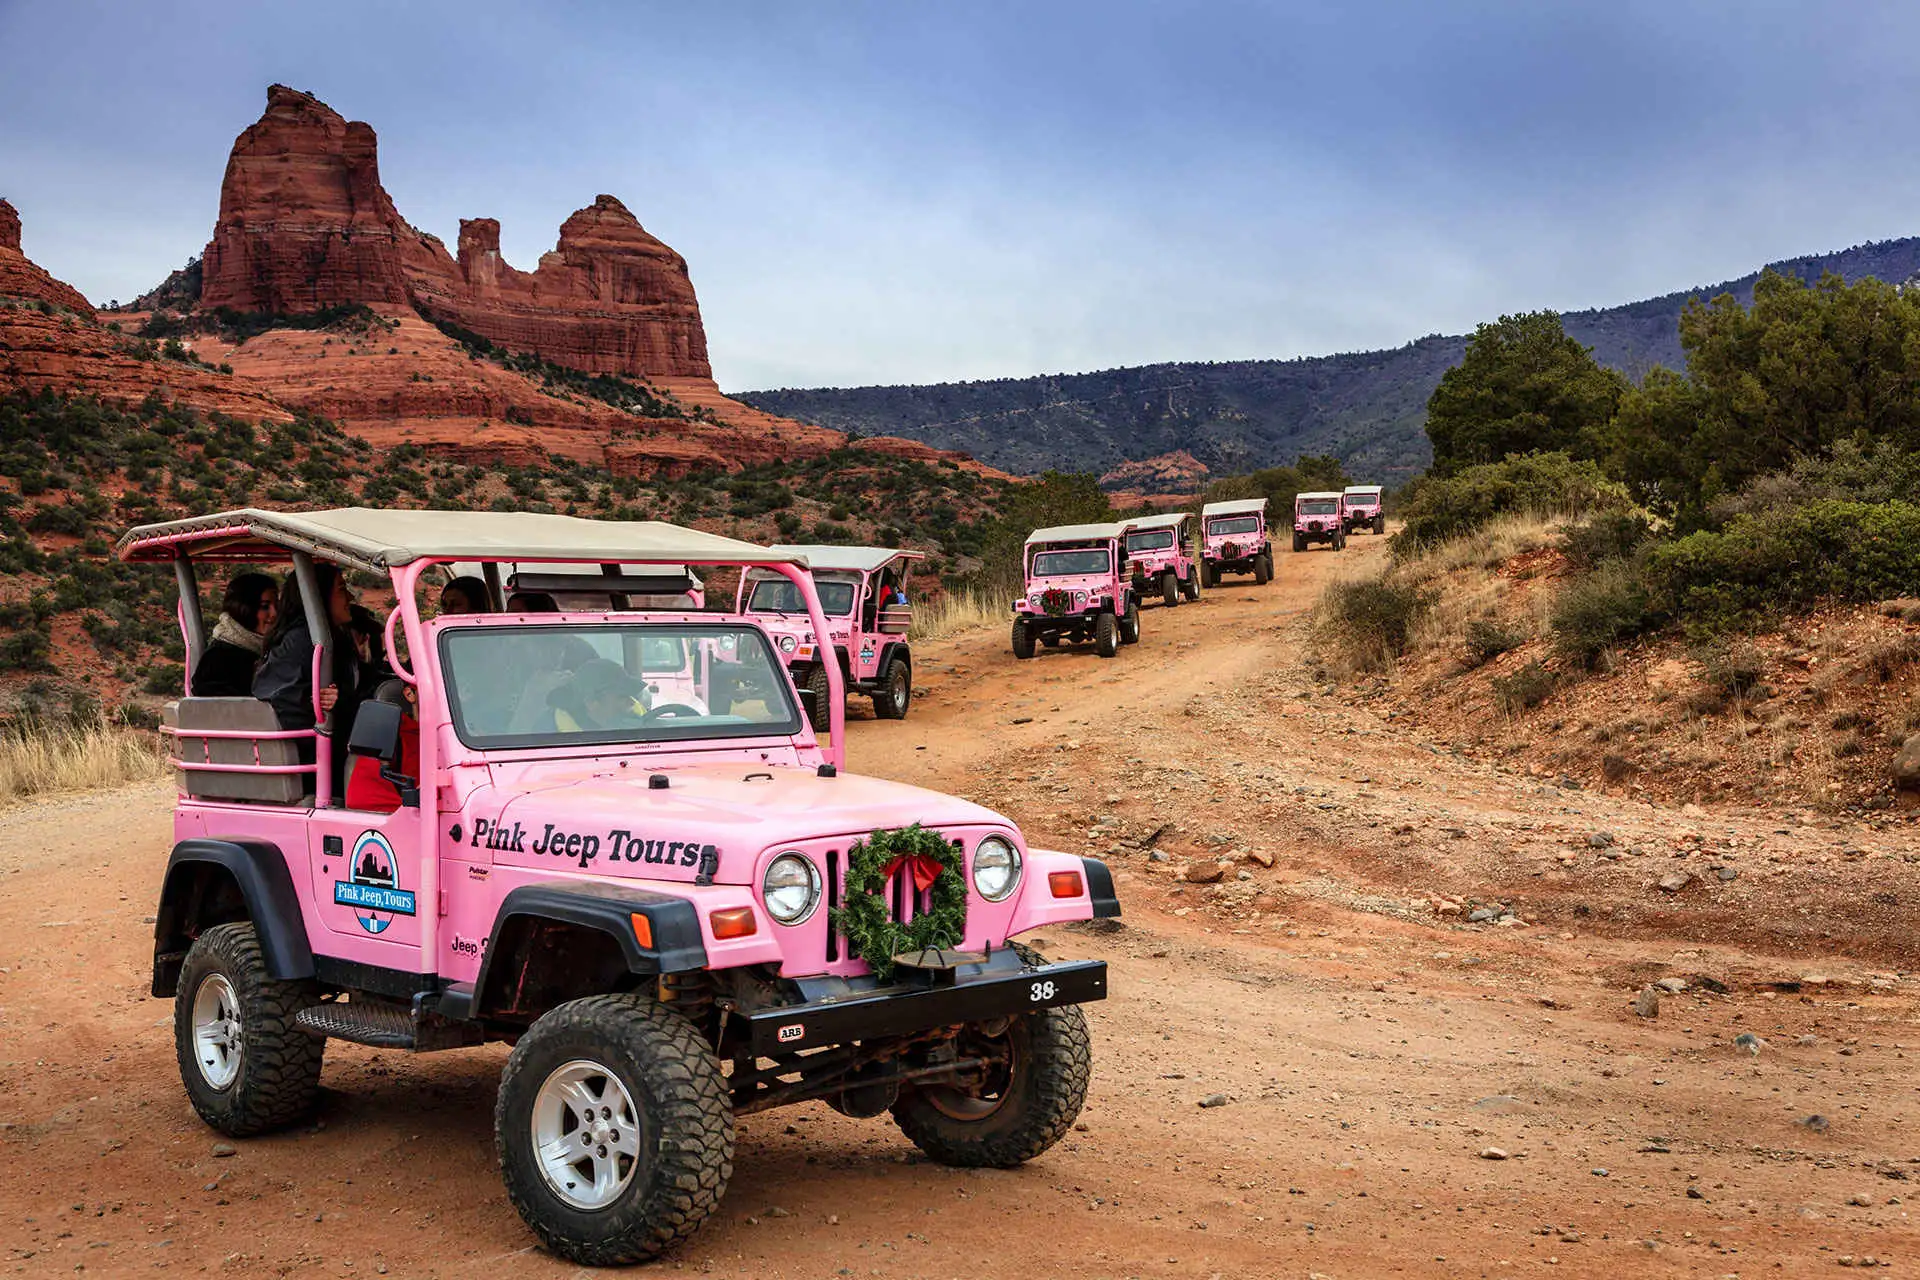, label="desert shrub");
[1558,512,1651,571]
[1392,452,1628,552]
[1866,635,1920,681]
[1492,661,1556,714]
[1550,560,1652,667]
[0,627,53,672]
[1318,578,1434,672]
[1644,499,1920,634]
[1697,638,1766,696]
[1463,616,1526,667]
